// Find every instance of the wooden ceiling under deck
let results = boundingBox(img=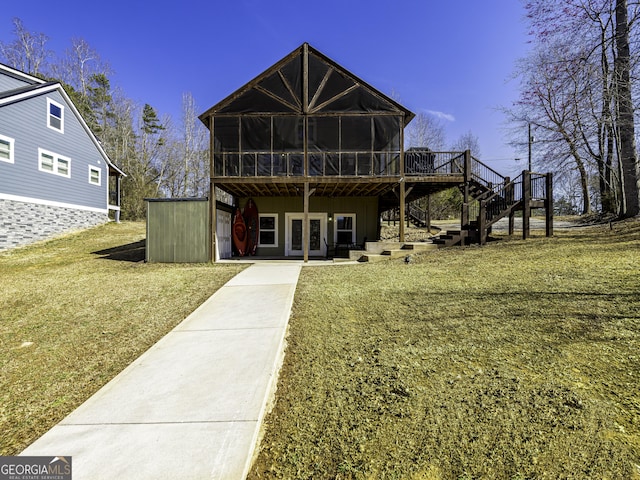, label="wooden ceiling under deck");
[213,174,465,202]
